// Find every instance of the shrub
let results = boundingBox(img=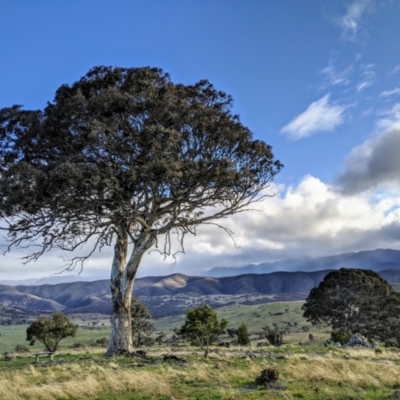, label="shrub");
[301,326,309,332]
[96,337,109,347]
[264,327,284,347]
[69,342,86,349]
[384,338,399,348]
[331,329,352,345]
[255,368,279,386]
[14,344,30,353]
